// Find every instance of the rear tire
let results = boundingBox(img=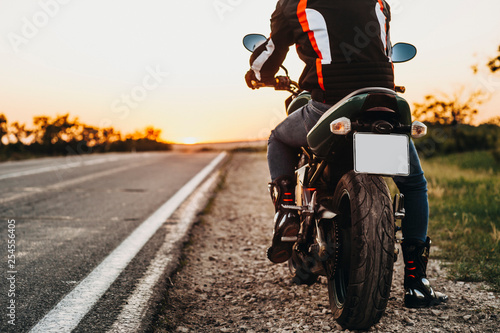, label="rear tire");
[325,171,395,330]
